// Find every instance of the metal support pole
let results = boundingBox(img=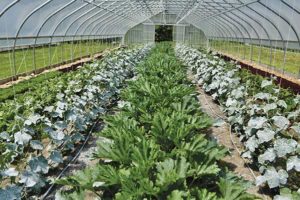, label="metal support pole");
[87,36,90,55]
[33,40,36,73]
[80,35,83,58]
[121,35,125,46]
[12,41,17,78]
[71,36,74,61]
[61,38,64,63]
[49,37,52,66]
[243,39,246,59]
[269,41,273,66]
[258,39,262,64]
[282,41,287,74]
[250,43,253,62]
